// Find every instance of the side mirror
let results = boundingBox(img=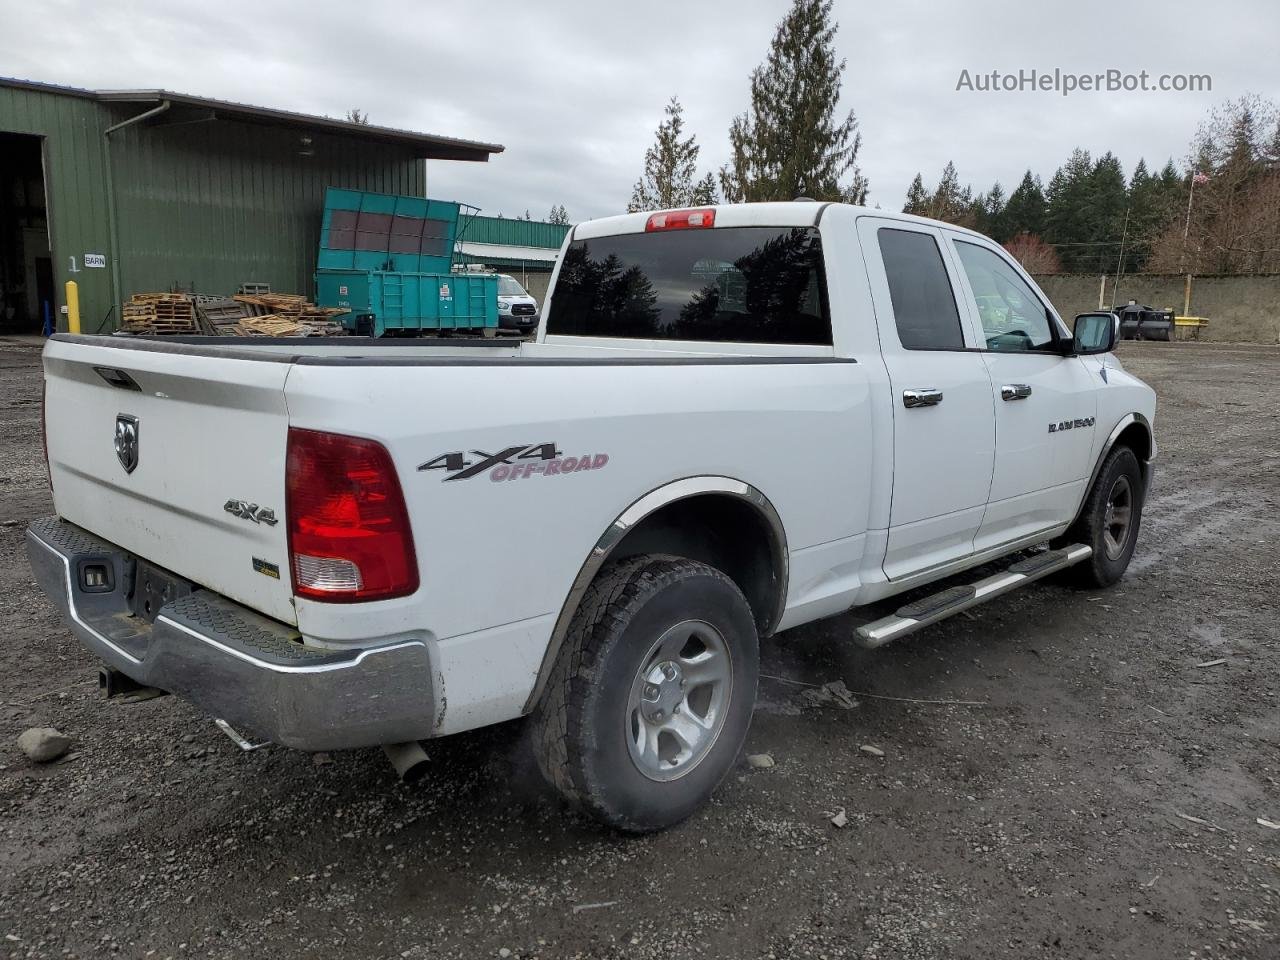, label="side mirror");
[1072,312,1117,355]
